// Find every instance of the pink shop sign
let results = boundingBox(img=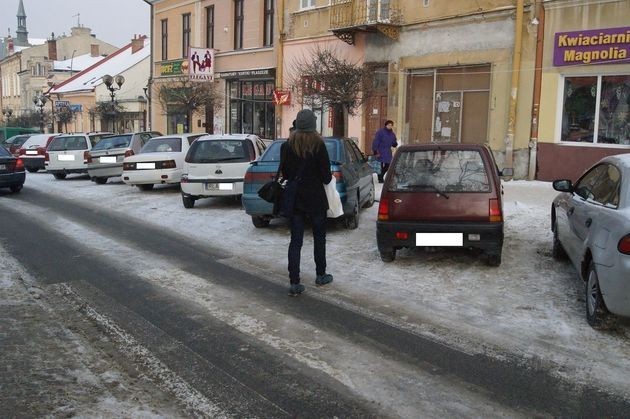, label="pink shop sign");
[554,26,630,67]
